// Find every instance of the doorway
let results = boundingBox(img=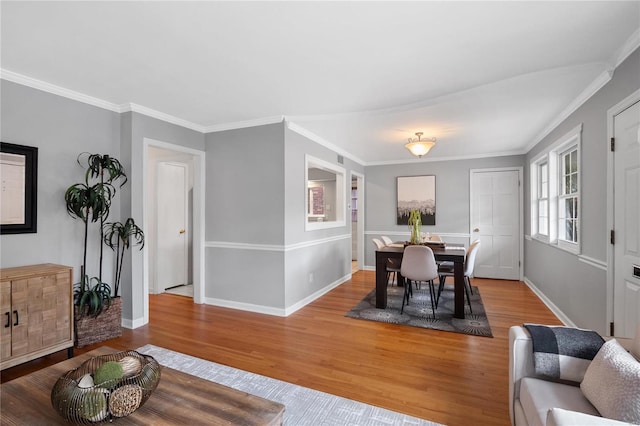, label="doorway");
[350,171,365,273]
[146,145,197,299]
[608,91,640,338]
[156,161,190,296]
[470,167,523,280]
